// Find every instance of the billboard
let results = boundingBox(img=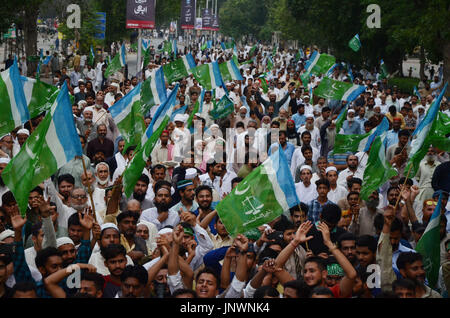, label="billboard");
[211,14,219,31]
[201,8,213,30]
[181,0,196,30]
[126,0,155,29]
